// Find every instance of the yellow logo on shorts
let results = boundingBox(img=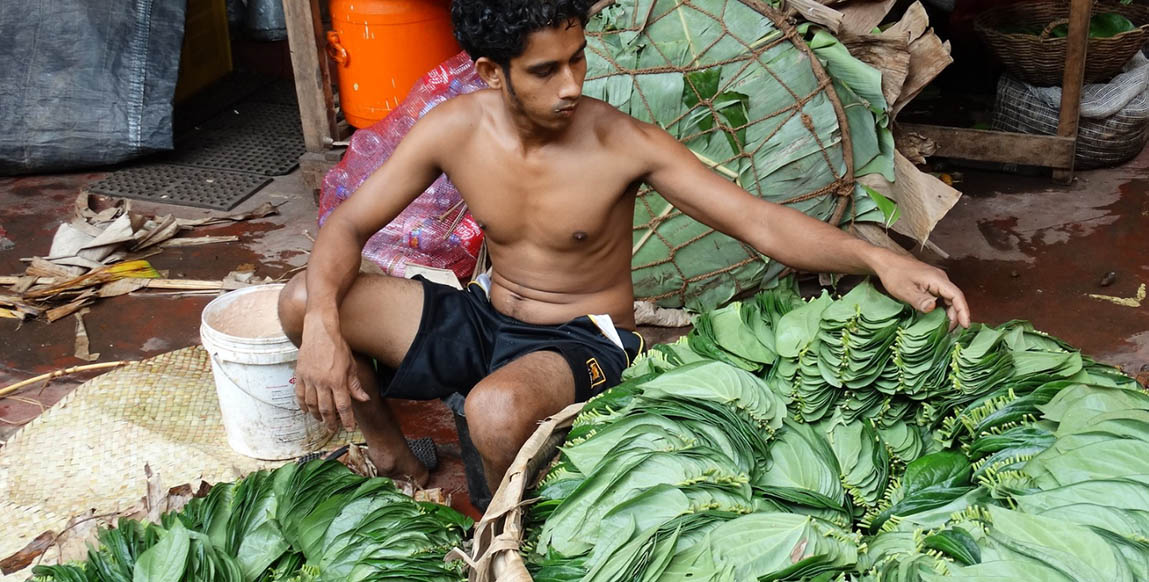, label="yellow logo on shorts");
[587,358,606,388]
